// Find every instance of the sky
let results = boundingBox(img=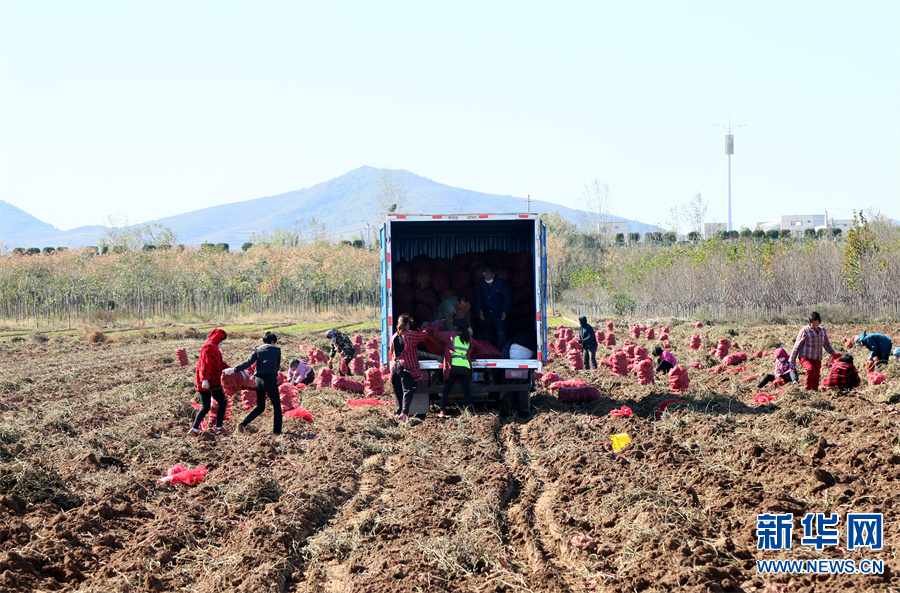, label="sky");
[1,0,898,234]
